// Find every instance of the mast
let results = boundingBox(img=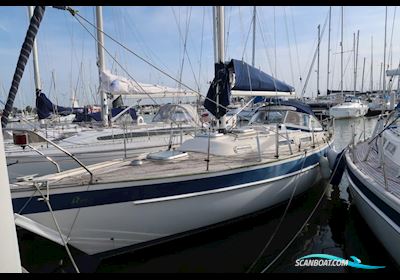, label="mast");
[326,6,331,95]
[353,32,356,94]
[212,7,218,63]
[340,6,344,98]
[252,6,256,67]
[28,6,42,92]
[95,6,109,127]
[379,62,383,92]
[0,130,22,272]
[274,7,277,77]
[355,30,359,94]
[370,36,373,93]
[214,6,226,132]
[383,6,387,101]
[317,24,320,97]
[361,57,366,93]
